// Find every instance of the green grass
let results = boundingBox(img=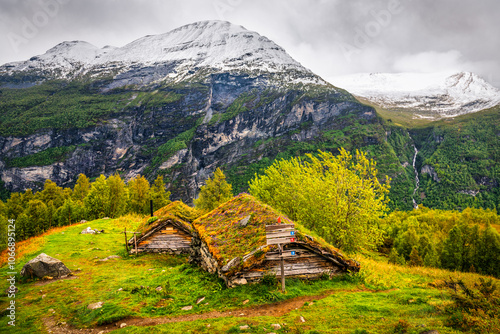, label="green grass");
[356,97,435,129]
[1,217,498,333]
[0,80,135,136]
[5,145,77,168]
